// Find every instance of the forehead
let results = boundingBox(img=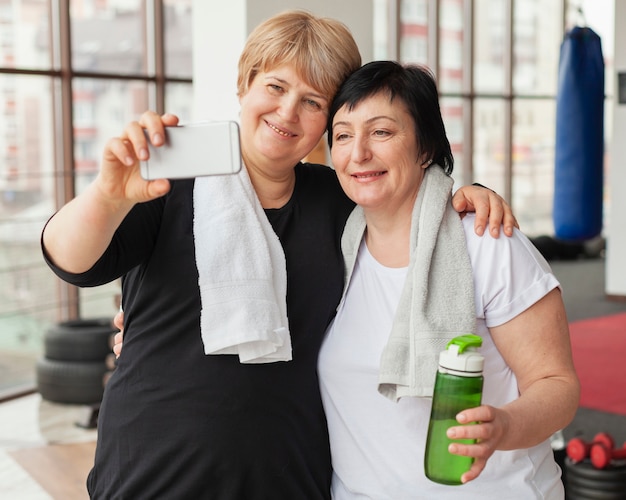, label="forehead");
[334,92,410,122]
